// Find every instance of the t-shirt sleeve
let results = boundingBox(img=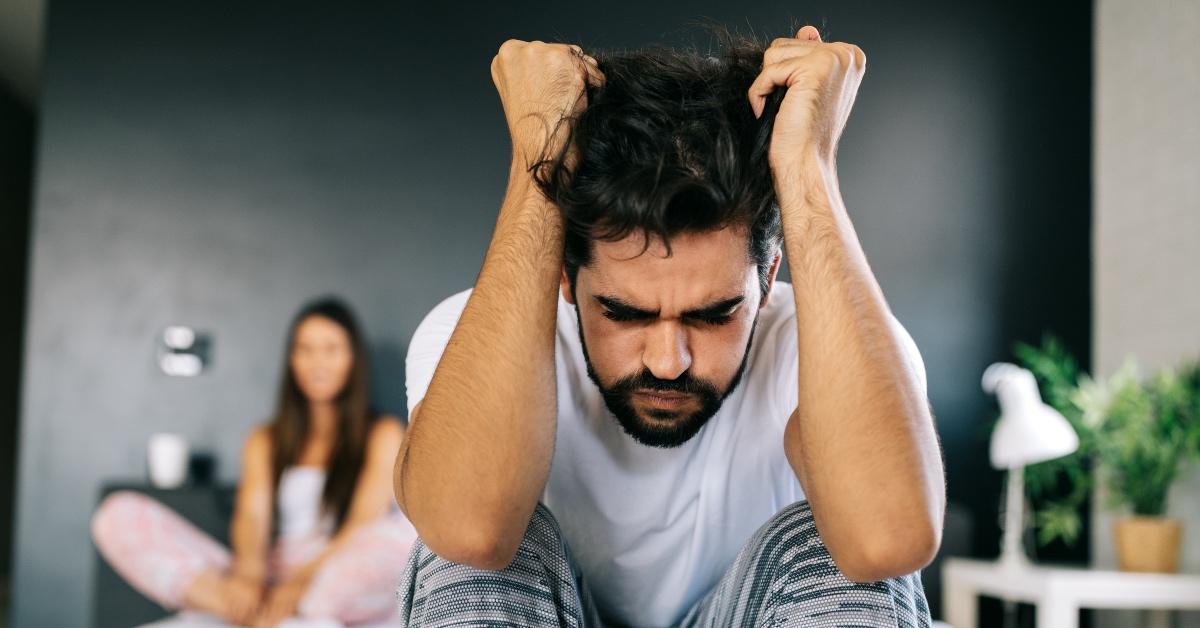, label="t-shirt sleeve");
[405,288,473,419]
[768,311,928,420]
